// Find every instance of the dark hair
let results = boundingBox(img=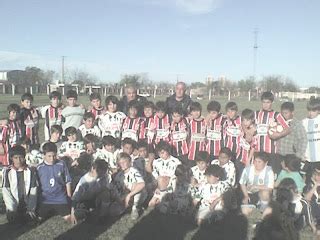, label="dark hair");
[283,155,301,172]
[281,102,294,112]
[90,92,101,101]
[261,91,274,102]
[9,145,26,159]
[83,112,95,121]
[219,147,233,158]
[83,134,98,150]
[241,108,255,120]
[77,153,93,172]
[50,125,63,135]
[105,95,119,107]
[128,99,140,110]
[156,141,172,155]
[175,164,192,183]
[122,137,137,149]
[195,151,210,163]
[222,188,240,211]
[207,101,221,113]
[102,135,117,147]
[21,93,33,102]
[18,136,31,146]
[92,159,109,176]
[137,140,148,150]
[307,96,320,112]
[143,101,155,110]
[254,152,270,163]
[49,91,62,100]
[190,102,202,112]
[278,178,298,194]
[7,103,20,113]
[155,101,167,113]
[42,142,58,154]
[205,165,225,179]
[172,106,184,116]
[66,90,78,99]
[118,152,131,162]
[225,102,238,112]
[65,126,78,136]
